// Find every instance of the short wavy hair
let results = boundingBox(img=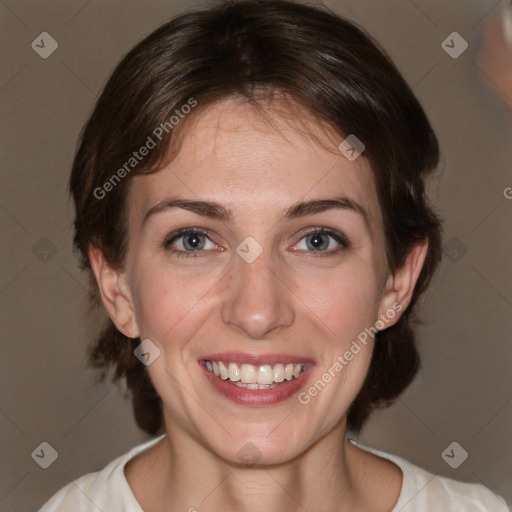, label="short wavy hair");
[70,0,443,435]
